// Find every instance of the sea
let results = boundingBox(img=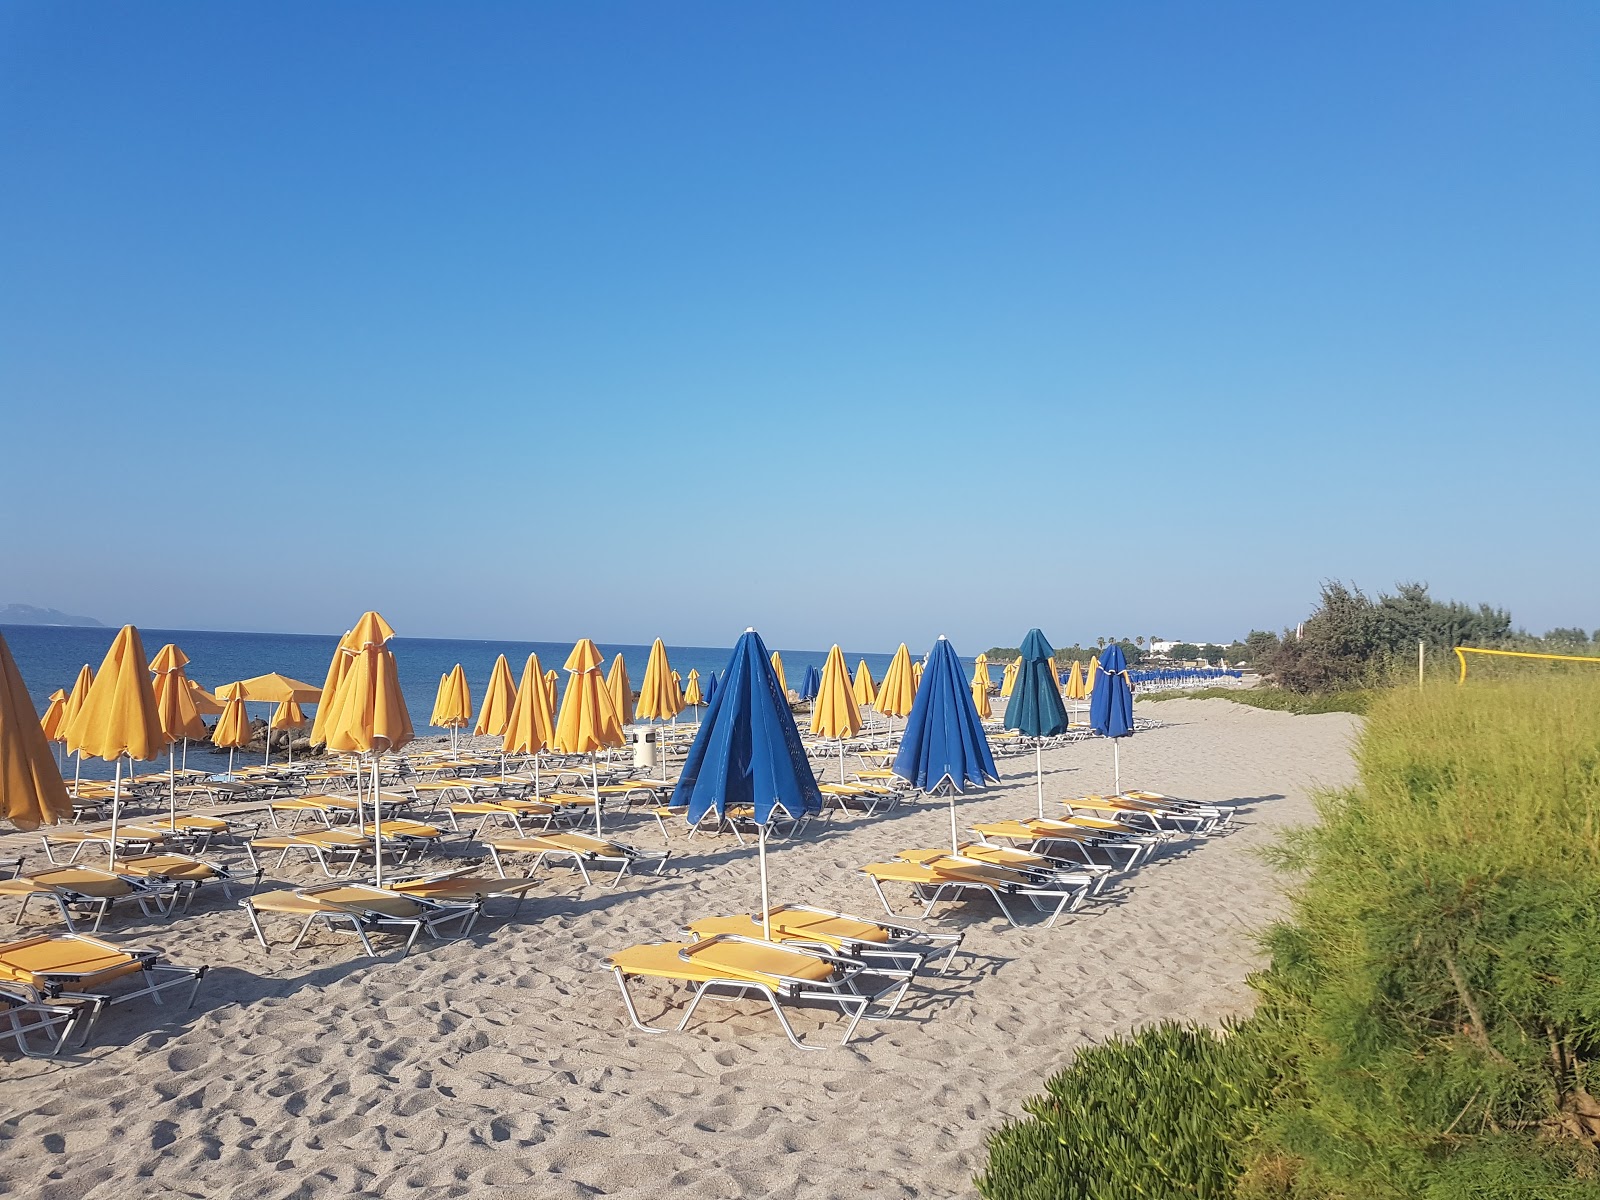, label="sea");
[4,625,937,779]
